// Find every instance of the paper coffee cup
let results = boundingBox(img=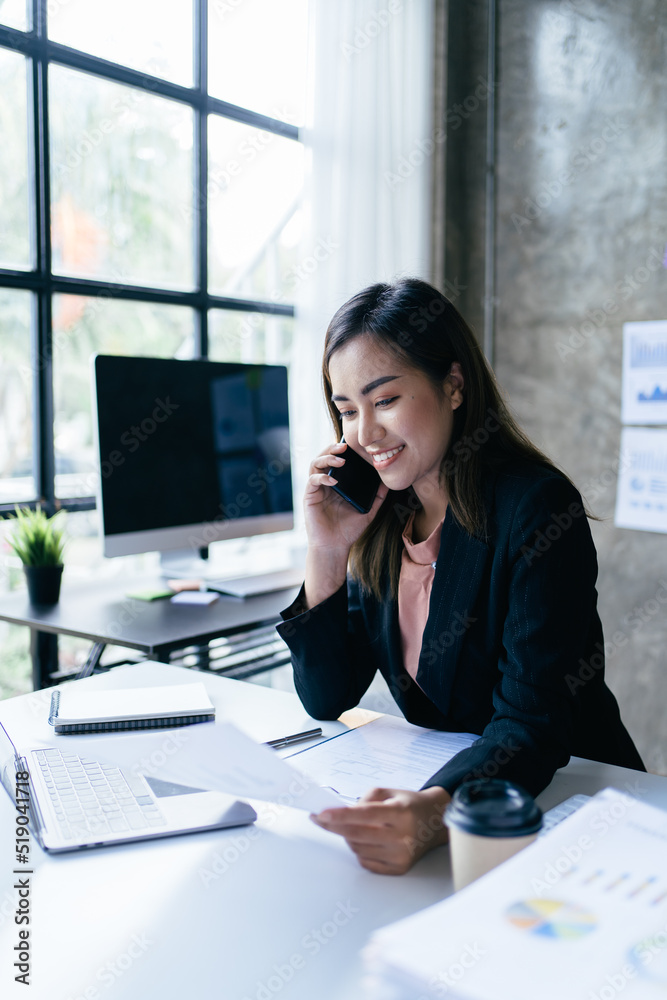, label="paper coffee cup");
[445,779,542,891]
